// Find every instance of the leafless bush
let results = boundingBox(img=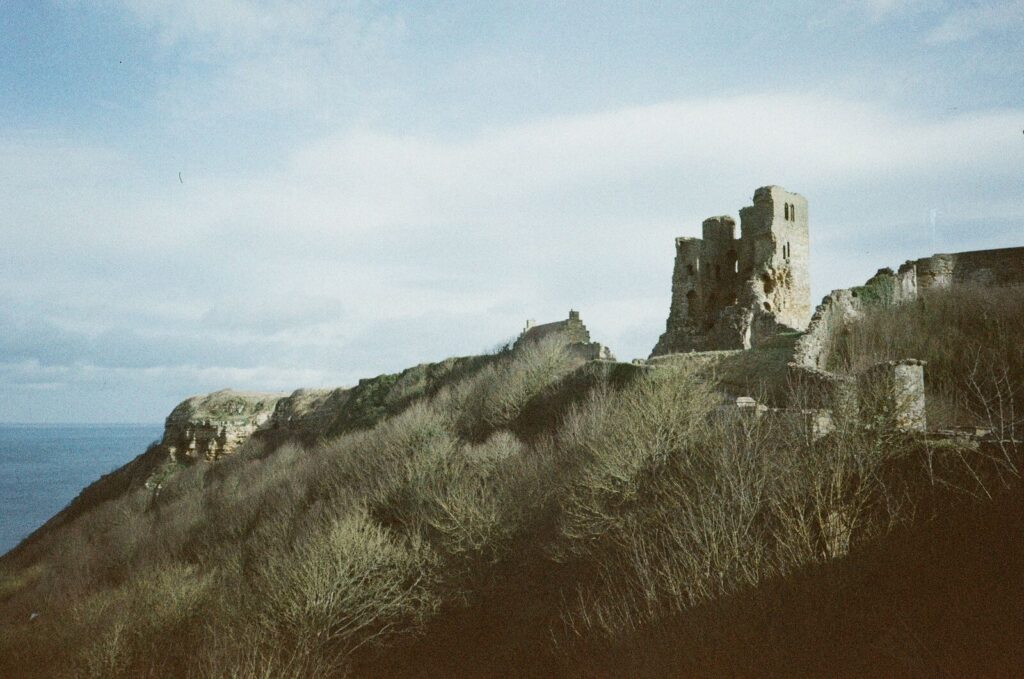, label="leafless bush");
[252,508,440,674]
[451,334,582,439]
